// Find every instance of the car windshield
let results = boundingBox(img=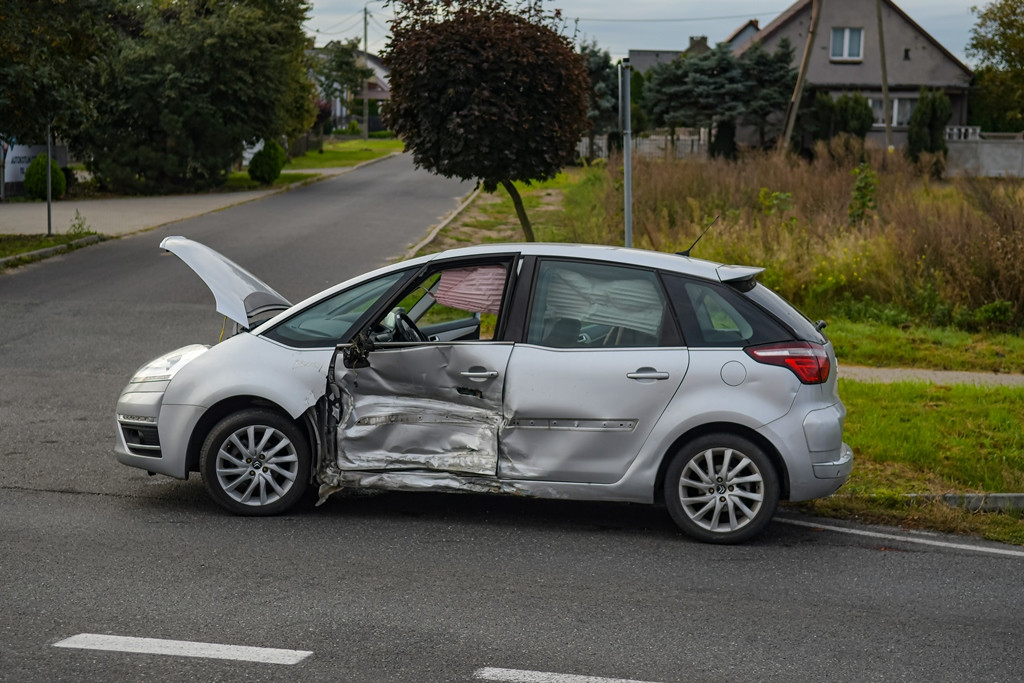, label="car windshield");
[262,271,406,347]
